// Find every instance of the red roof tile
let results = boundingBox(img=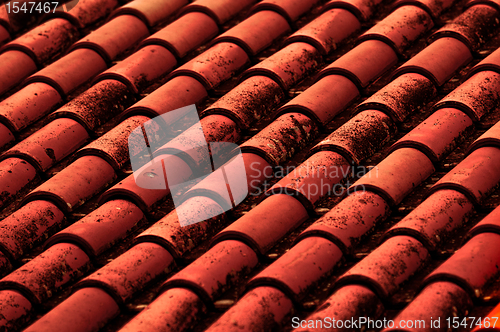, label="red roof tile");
[349,148,435,206]
[294,285,384,332]
[430,4,500,51]
[23,287,120,332]
[389,107,474,162]
[140,12,218,59]
[214,193,308,254]
[385,282,472,332]
[170,42,250,90]
[392,37,472,86]
[423,232,500,298]
[0,51,37,96]
[205,286,293,332]
[180,0,257,25]
[22,155,116,212]
[0,200,64,262]
[358,5,434,54]
[119,287,206,332]
[162,240,258,303]
[0,243,90,305]
[429,146,500,205]
[324,0,385,21]
[44,199,144,257]
[337,235,429,299]
[317,40,398,89]
[1,18,78,65]
[385,189,474,251]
